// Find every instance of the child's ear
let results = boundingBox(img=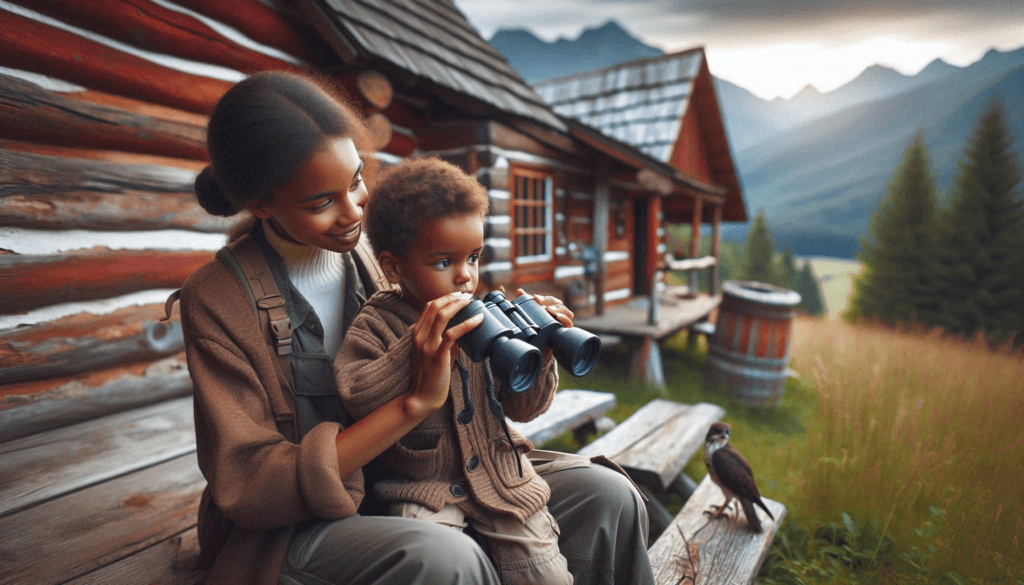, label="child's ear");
[377,251,402,284]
